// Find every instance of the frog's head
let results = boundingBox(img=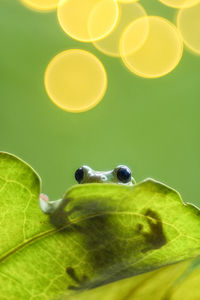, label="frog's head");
[74,165,135,186]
